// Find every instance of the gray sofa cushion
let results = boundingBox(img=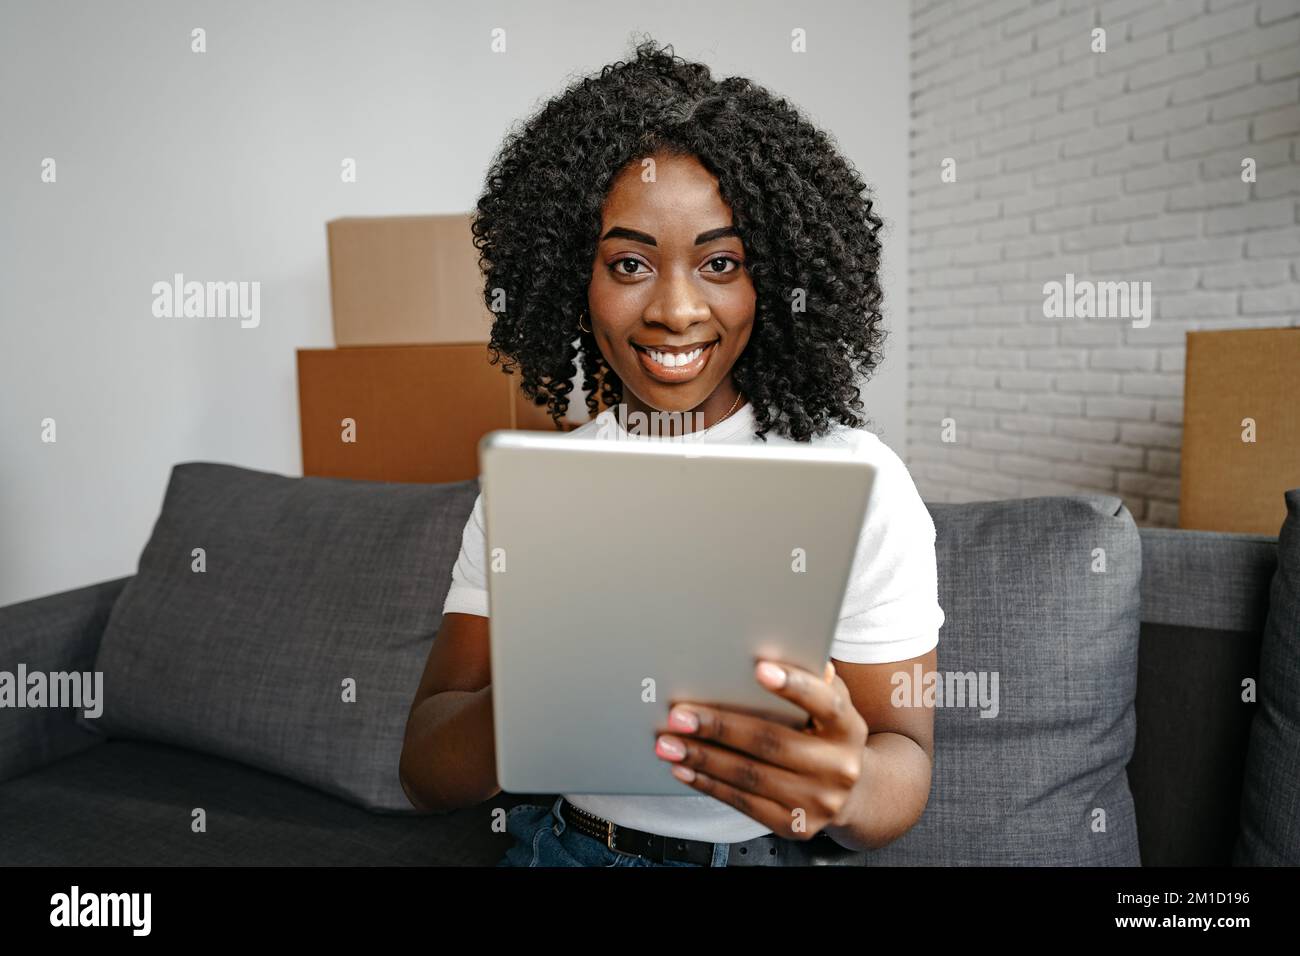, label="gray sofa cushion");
[1235,488,1300,865]
[82,462,478,811]
[865,496,1141,865]
[0,739,542,865]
